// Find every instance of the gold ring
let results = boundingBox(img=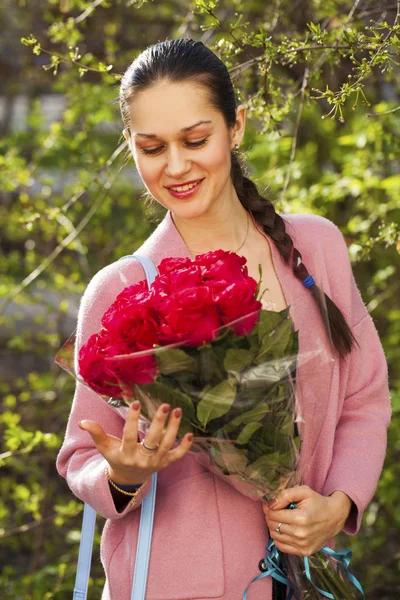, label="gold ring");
[275,522,282,534]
